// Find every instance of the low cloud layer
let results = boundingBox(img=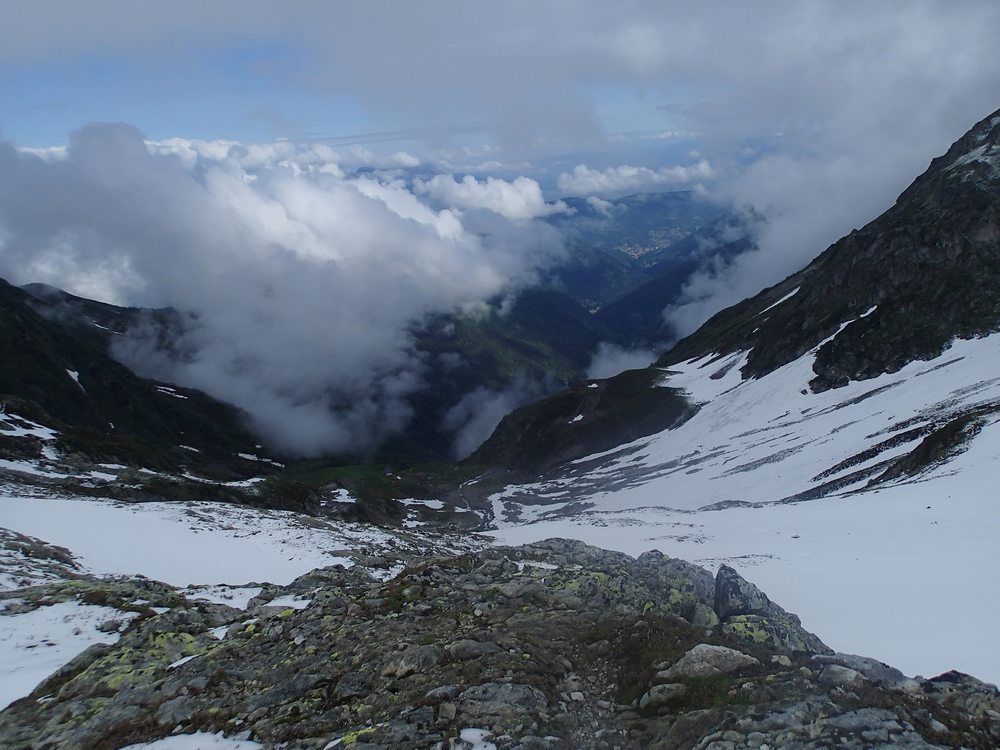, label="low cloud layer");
[586,343,658,380]
[0,125,565,456]
[442,378,549,459]
[414,174,570,221]
[557,161,714,197]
